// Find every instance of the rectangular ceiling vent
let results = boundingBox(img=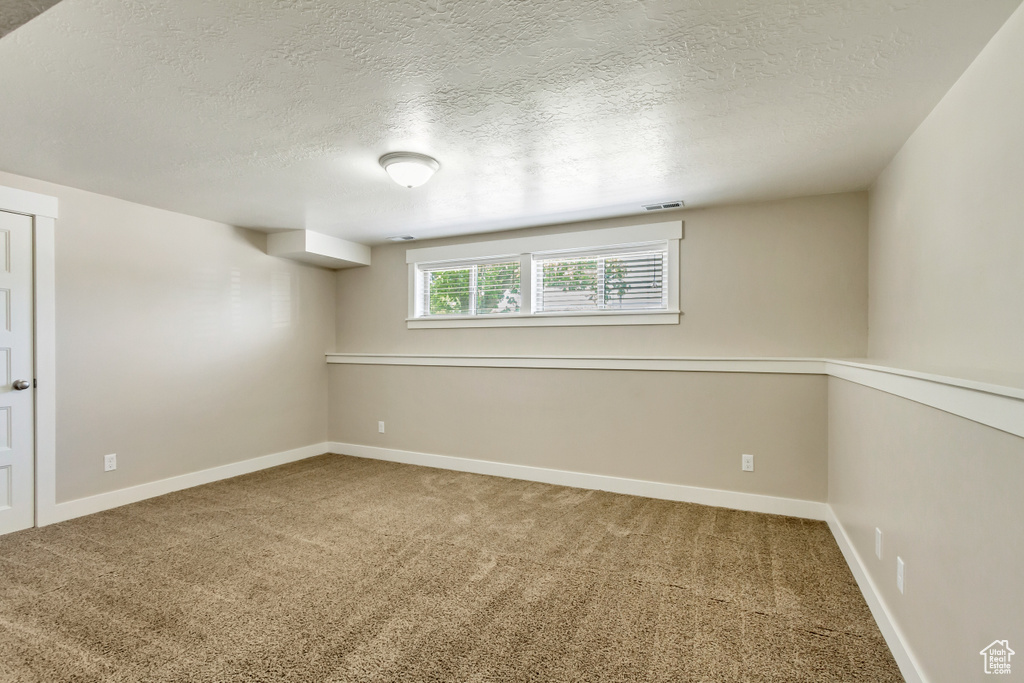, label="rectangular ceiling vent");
[643,200,685,211]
